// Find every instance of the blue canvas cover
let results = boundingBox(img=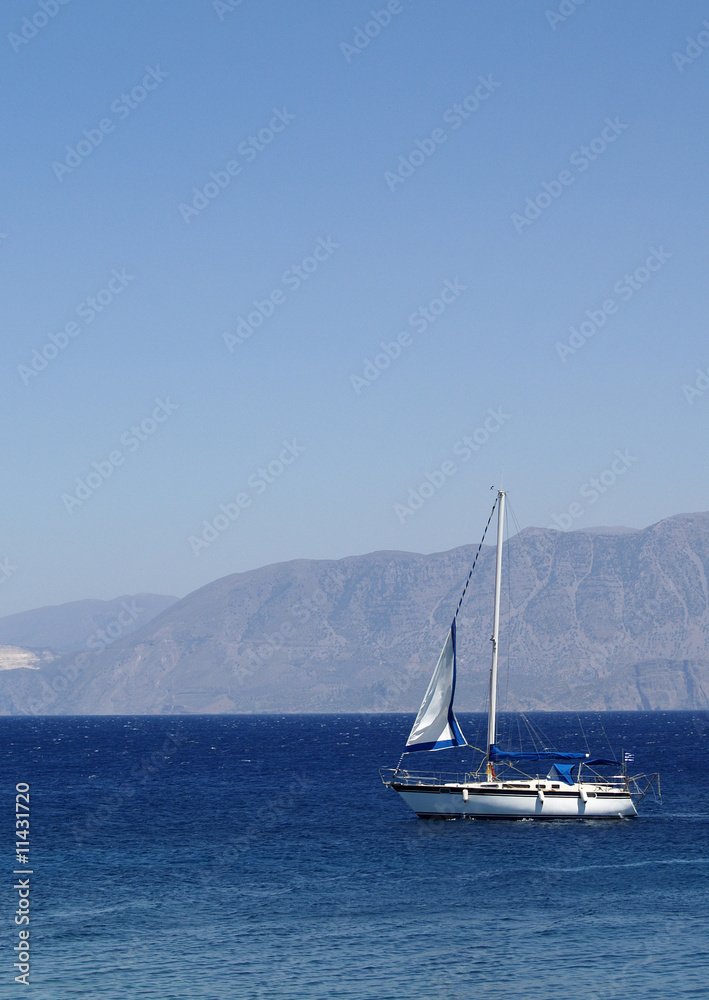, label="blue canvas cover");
[488,744,588,763]
[547,763,576,785]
